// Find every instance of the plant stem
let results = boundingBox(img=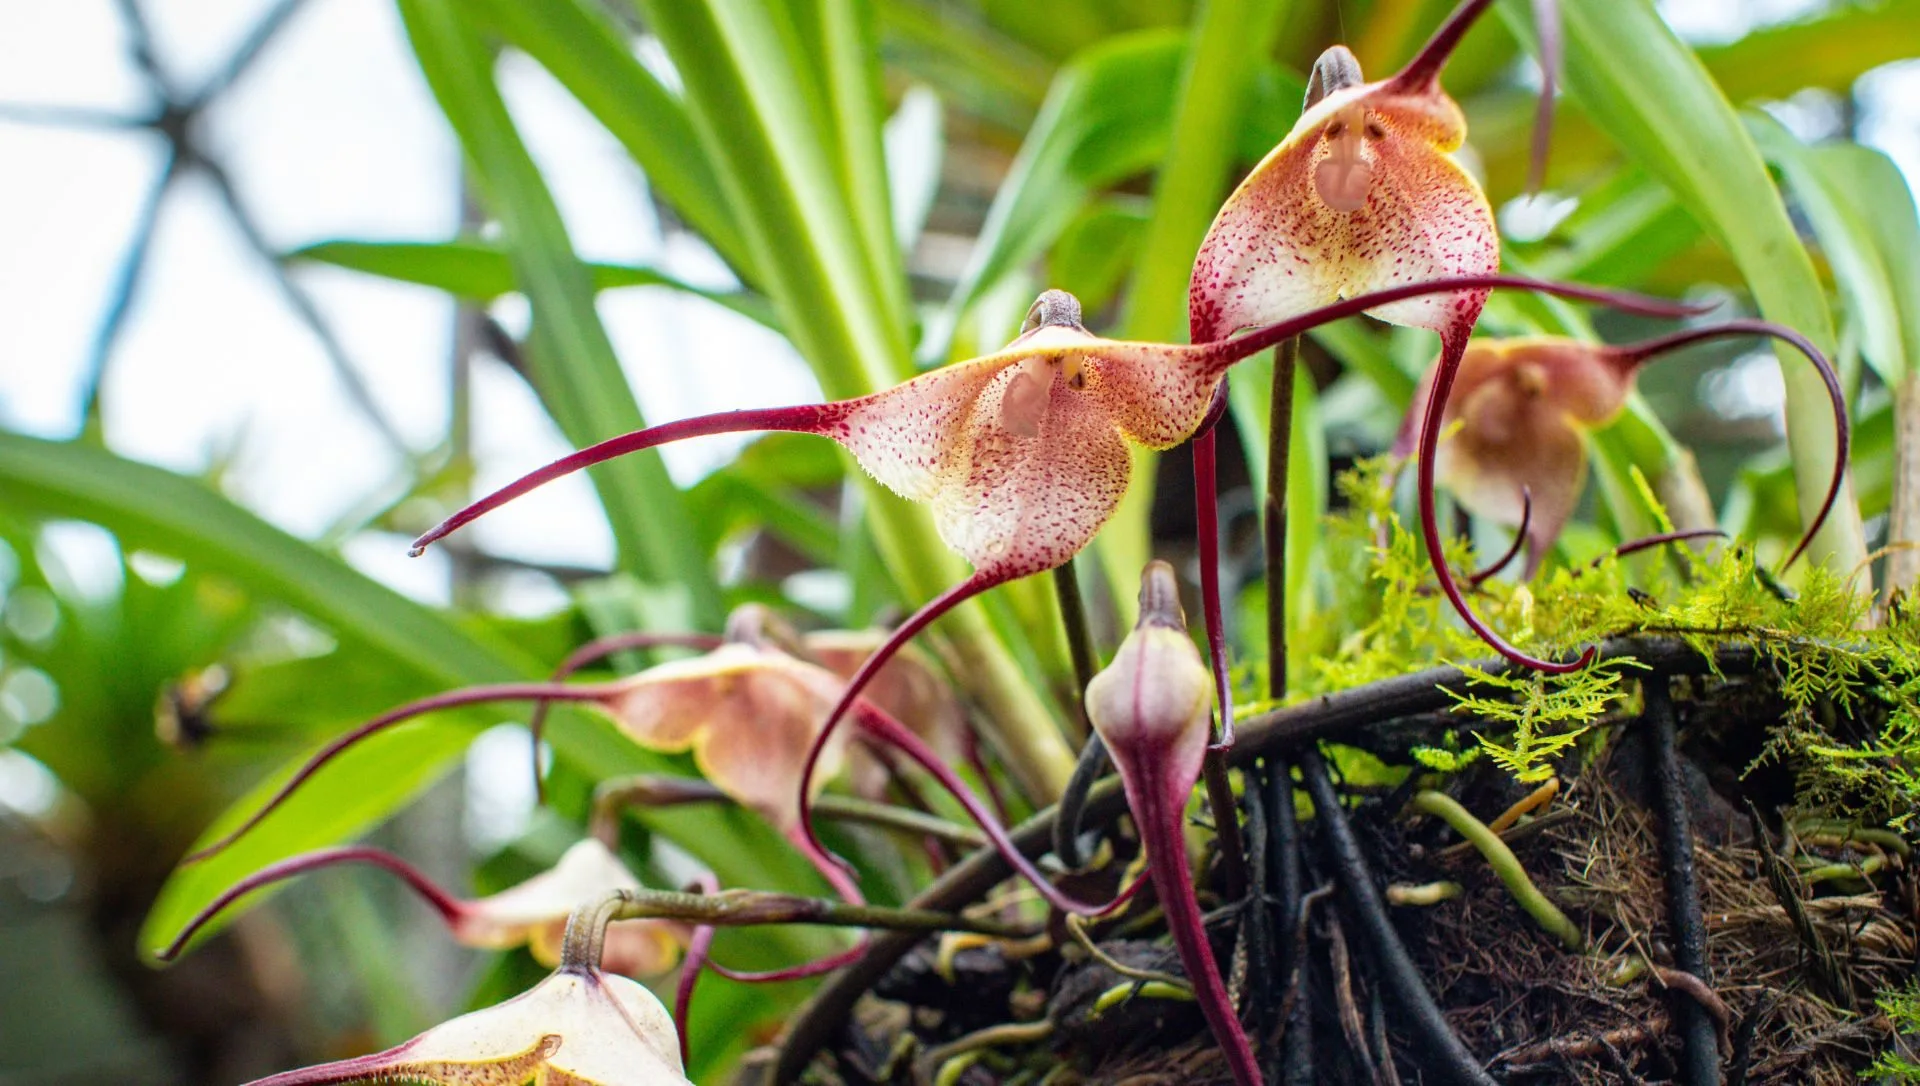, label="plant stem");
[1052,560,1111,869]
[1886,375,1920,608]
